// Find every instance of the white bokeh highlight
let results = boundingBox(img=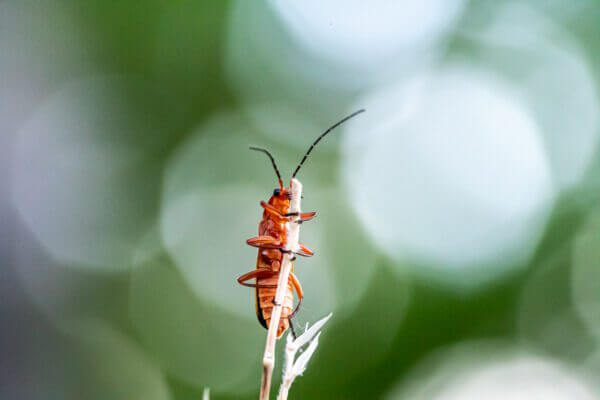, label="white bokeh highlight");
[432,357,598,400]
[388,342,600,400]
[226,0,466,150]
[460,2,600,190]
[267,0,467,81]
[343,68,555,287]
[11,77,167,270]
